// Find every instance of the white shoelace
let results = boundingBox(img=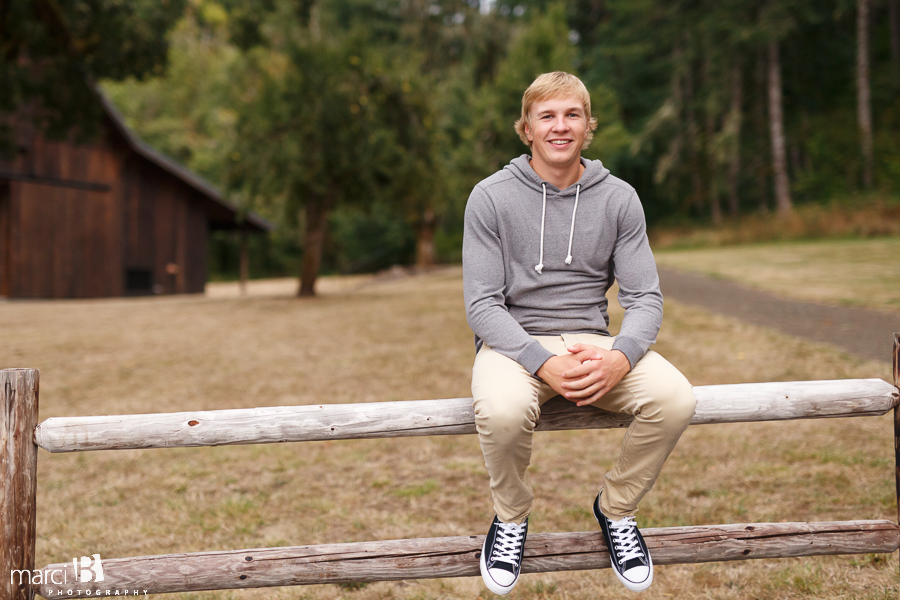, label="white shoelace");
[534,183,581,274]
[490,521,527,566]
[609,517,644,563]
